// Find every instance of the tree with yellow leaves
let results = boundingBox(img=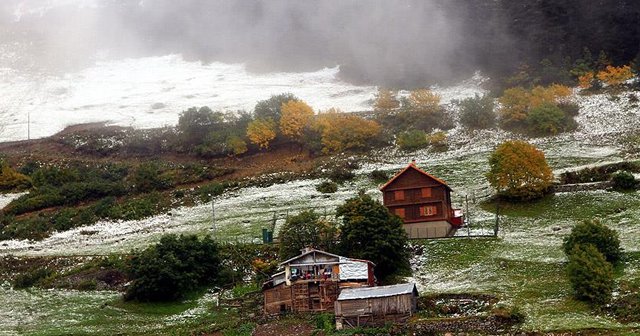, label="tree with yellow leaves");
[313,109,381,153]
[408,89,441,112]
[246,118,276,150]
[597,65,634,87]
[486,140,553,200]
[373,88,400,111]
[578,72,595,89]
[499,85,572,131]
[280,100,314,141]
